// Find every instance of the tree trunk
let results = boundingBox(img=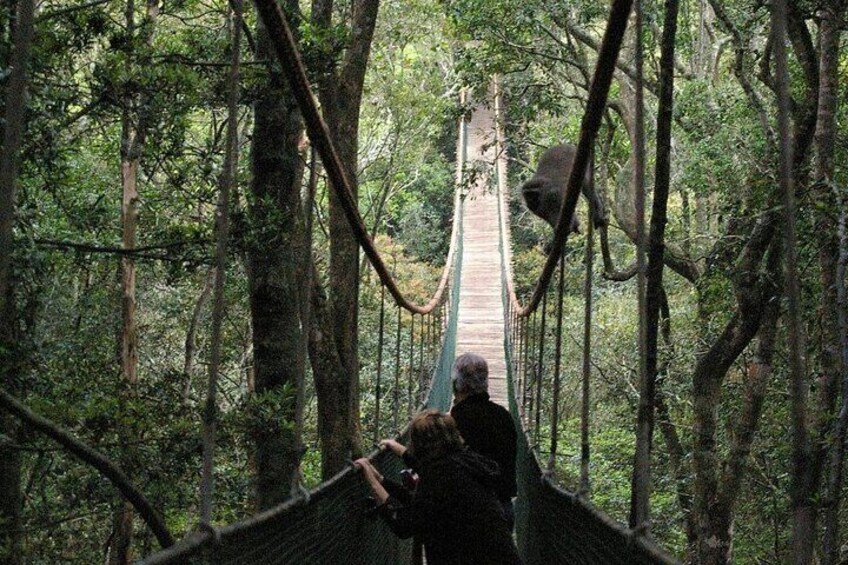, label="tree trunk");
[308,262,355,478]
[770,2,814,561]
[630,0,678,531]
[0,0,34,560]
[182,270,214,403]
[824,194,848,565]
[247,0,307,510]
[814,4,844,562]
[693,0,713,241]
[310,0,379,479]
[111,0,159,559]
[701,241,782,563]
[200,0,241,522]
[690,217,777,563]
